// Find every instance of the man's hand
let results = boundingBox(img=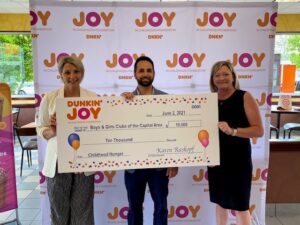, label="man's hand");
[166,167,178,178]
[121,92,134,101]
